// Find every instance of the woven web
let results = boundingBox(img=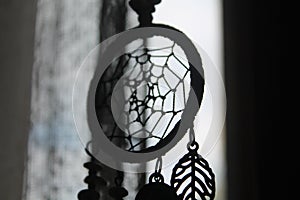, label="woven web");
[95,39,190,152]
